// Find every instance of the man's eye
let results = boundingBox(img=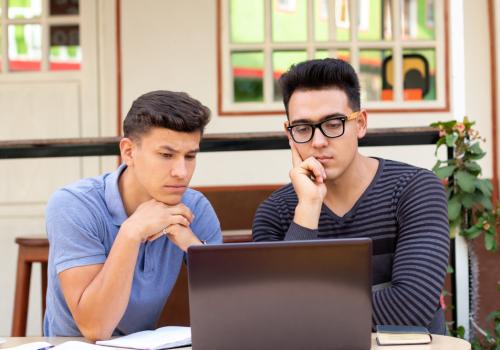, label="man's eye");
[323,120,342,129]
[161,153,173,158]
[186,154,197,160]
[294,125,311,134]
